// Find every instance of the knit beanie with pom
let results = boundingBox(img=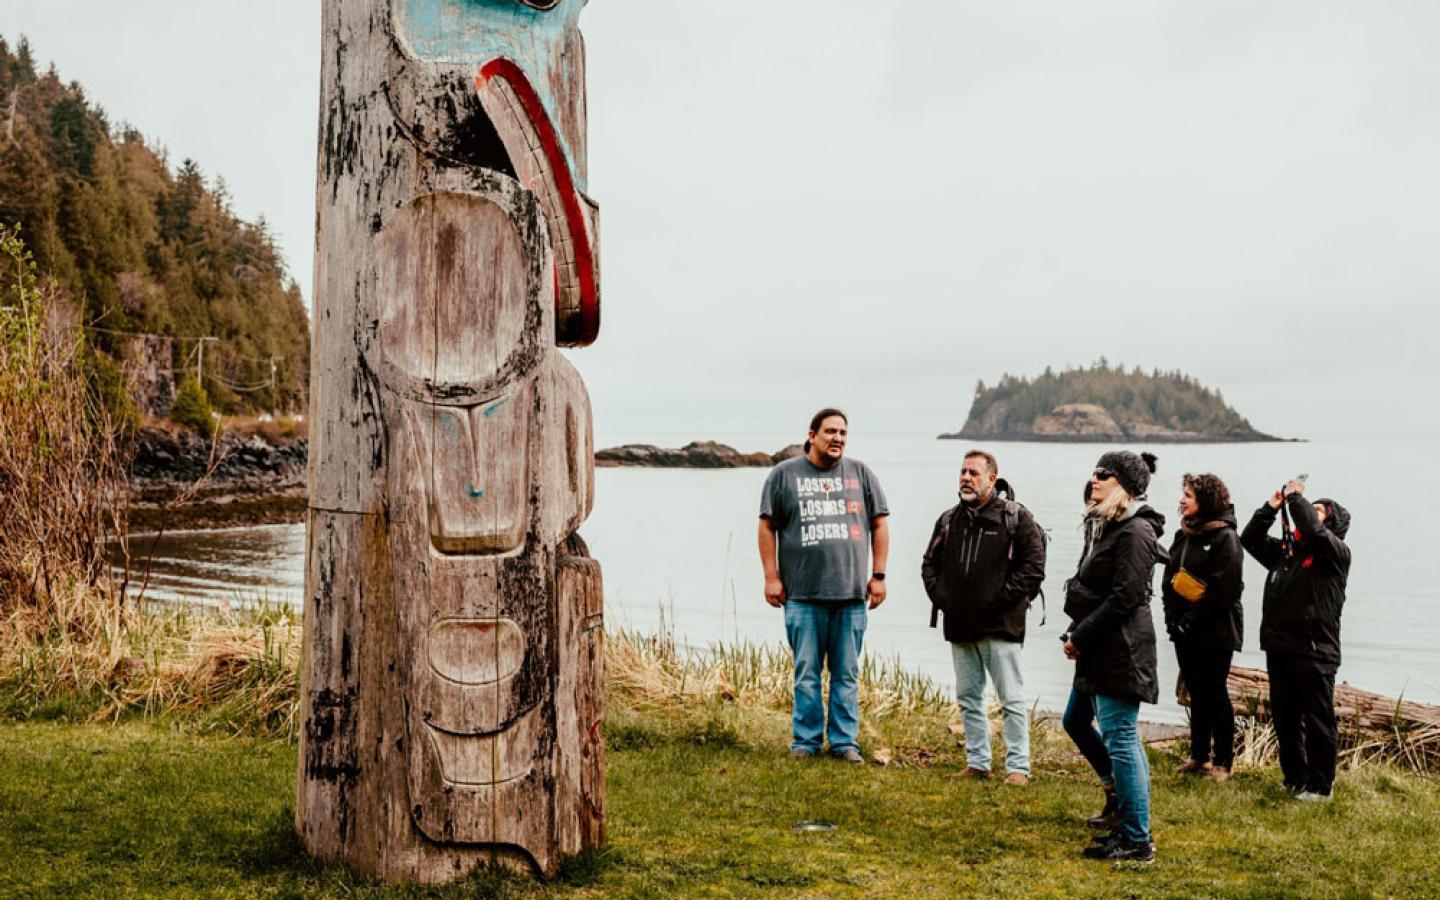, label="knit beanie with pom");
[1095,450,1158,499]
